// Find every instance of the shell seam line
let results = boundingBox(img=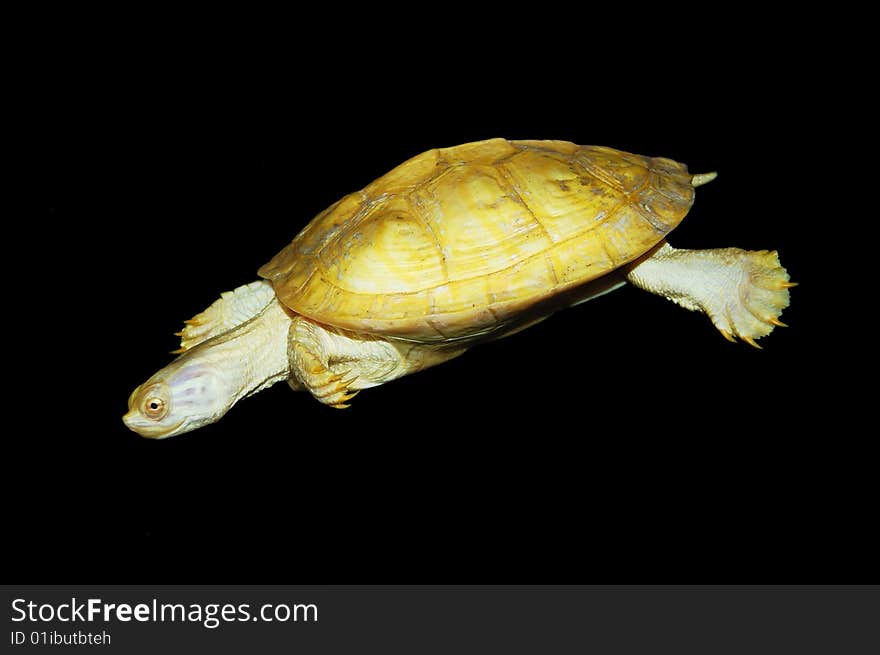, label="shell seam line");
[626,165,669,235]
[312,189,376,260]
[497,165,557,246]
[408,193,450,282]
[577,157,624,193]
